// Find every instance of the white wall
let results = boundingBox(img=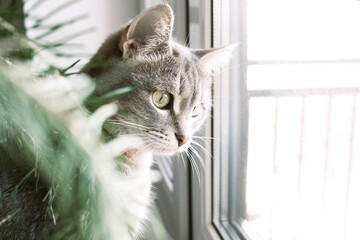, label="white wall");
[24,0,140,69]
